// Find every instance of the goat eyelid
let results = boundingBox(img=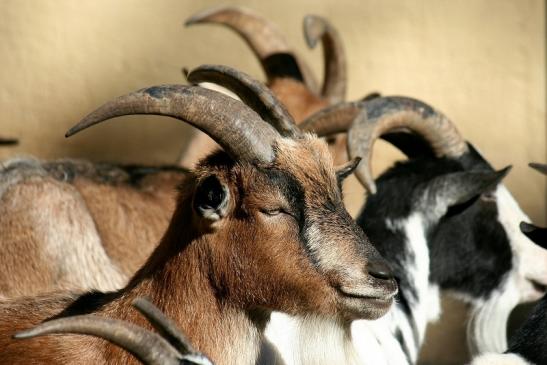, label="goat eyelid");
[480,191,497,203]
[260,207,293,218]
